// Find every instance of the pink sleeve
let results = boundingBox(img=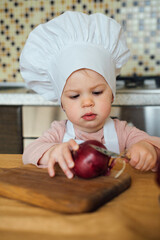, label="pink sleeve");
[22,120,67,167]
[114,119,160,161]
